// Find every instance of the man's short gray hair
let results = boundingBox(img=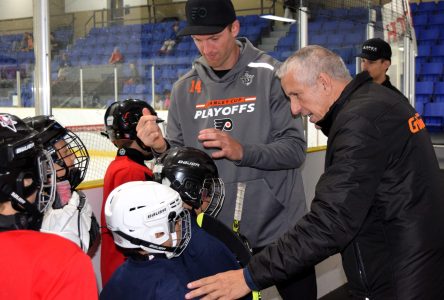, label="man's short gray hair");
[277,45,352,86]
